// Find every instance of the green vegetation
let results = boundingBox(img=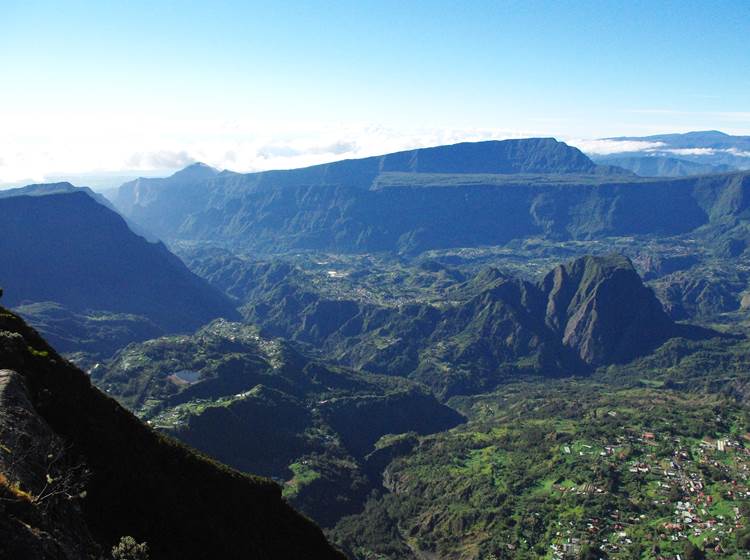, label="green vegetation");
[331,383,750,559]
[26,346,49,358]
[15,301,163,365]
[93,318,463,526]
[284,461,322,499]
[111,536,150,560]
[0,307,344,559]
[88,242,750,549]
